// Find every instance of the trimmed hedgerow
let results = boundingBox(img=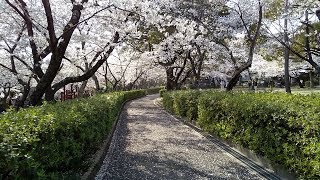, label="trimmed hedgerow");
[159,89,167,97]
[162,91,174,113]
[162,90,200,122]
[162,90,320,179]
[145,86,165,95]
[0,90,145,179]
